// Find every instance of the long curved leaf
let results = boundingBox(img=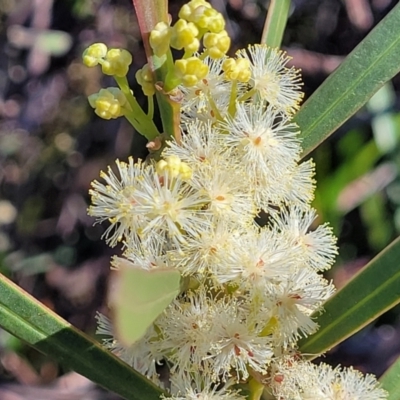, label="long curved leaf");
[298,236,400,355]
[295,2,400,157]
[0,273,164,400]
[261,0,291,48]
[380,356,400,400]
